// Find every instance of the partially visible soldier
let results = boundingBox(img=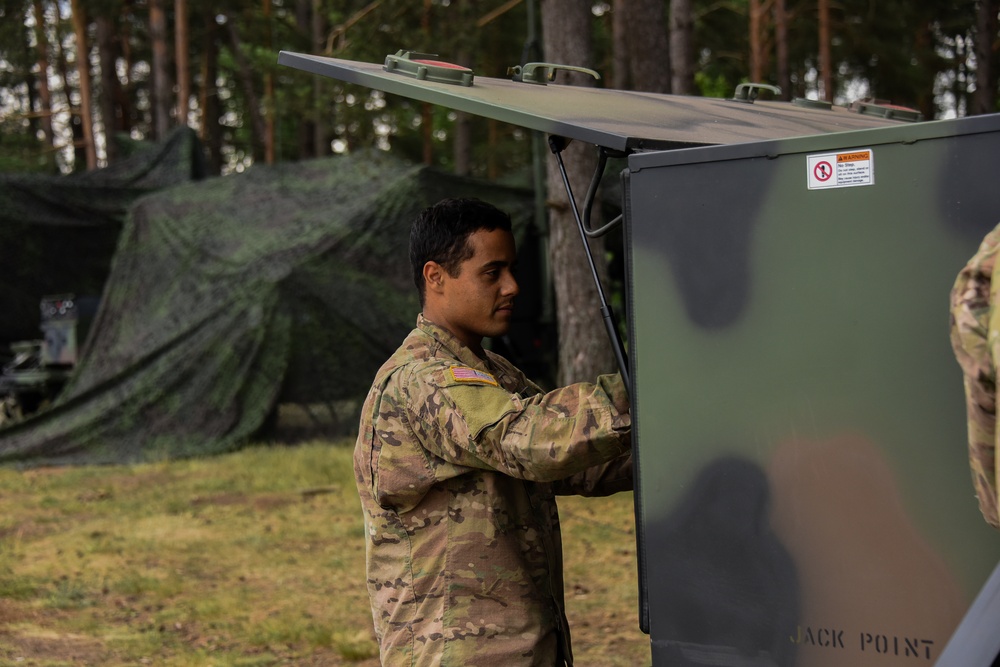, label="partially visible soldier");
[354,197,632,666]
[950,222,1000,530]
